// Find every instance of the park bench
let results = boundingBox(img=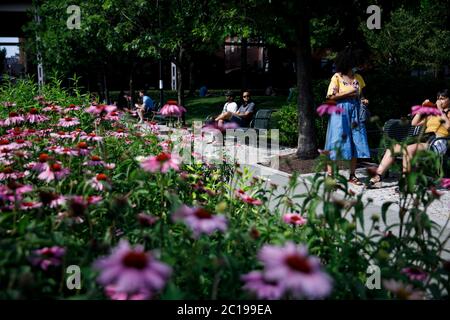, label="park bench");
[203,109,274,146]
[247,109,274,131]
[205,108,274,131]
[373,118,450,176]
[226,109,275,146]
